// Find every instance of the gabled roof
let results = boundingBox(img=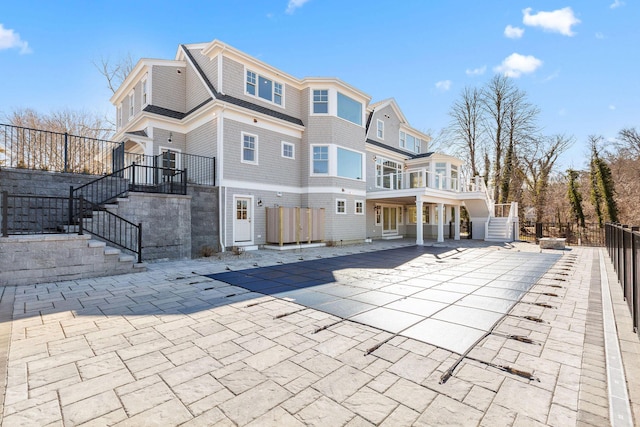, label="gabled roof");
[367,98,409,125]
